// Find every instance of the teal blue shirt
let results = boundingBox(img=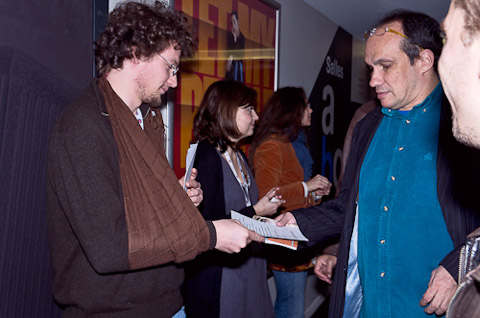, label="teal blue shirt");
[356,84,453,318]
